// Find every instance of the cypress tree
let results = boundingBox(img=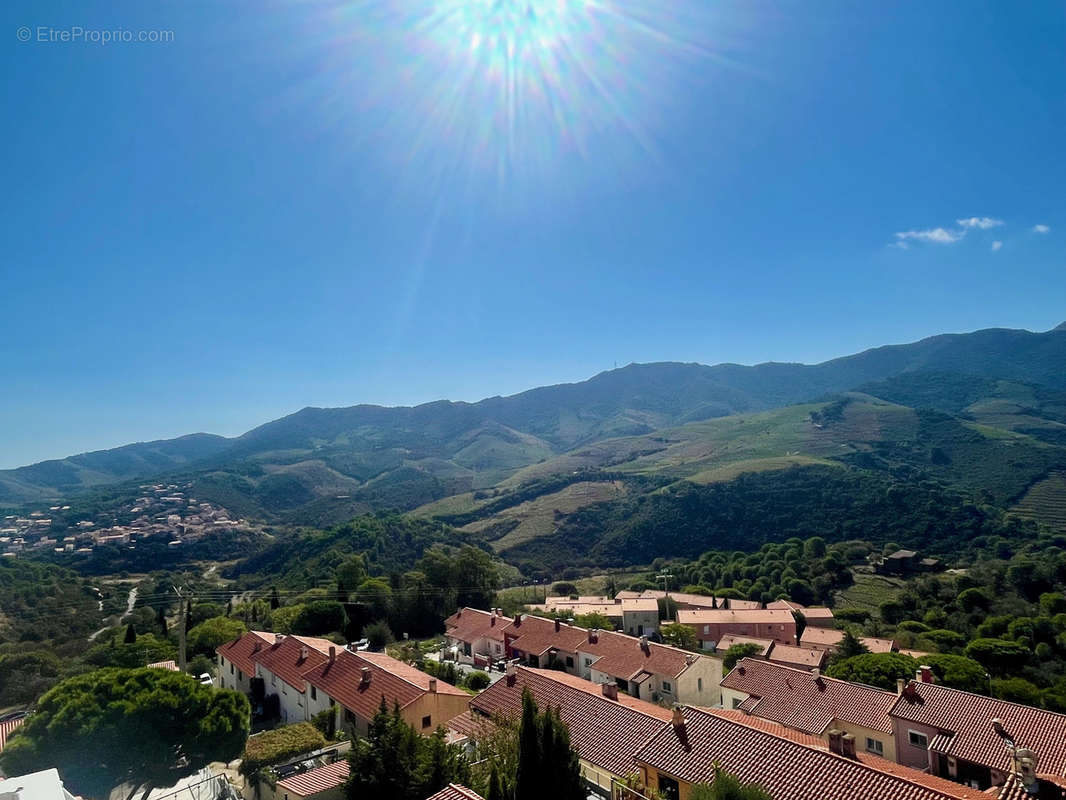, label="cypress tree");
[270,587,280,610]
[514,690,542,800]
[123,623,137,644]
